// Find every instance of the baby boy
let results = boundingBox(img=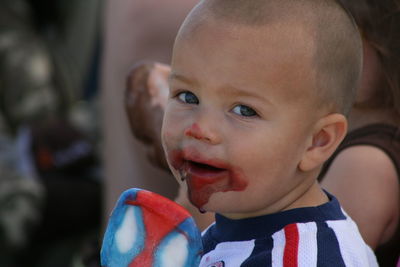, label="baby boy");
[161,0,378,265]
